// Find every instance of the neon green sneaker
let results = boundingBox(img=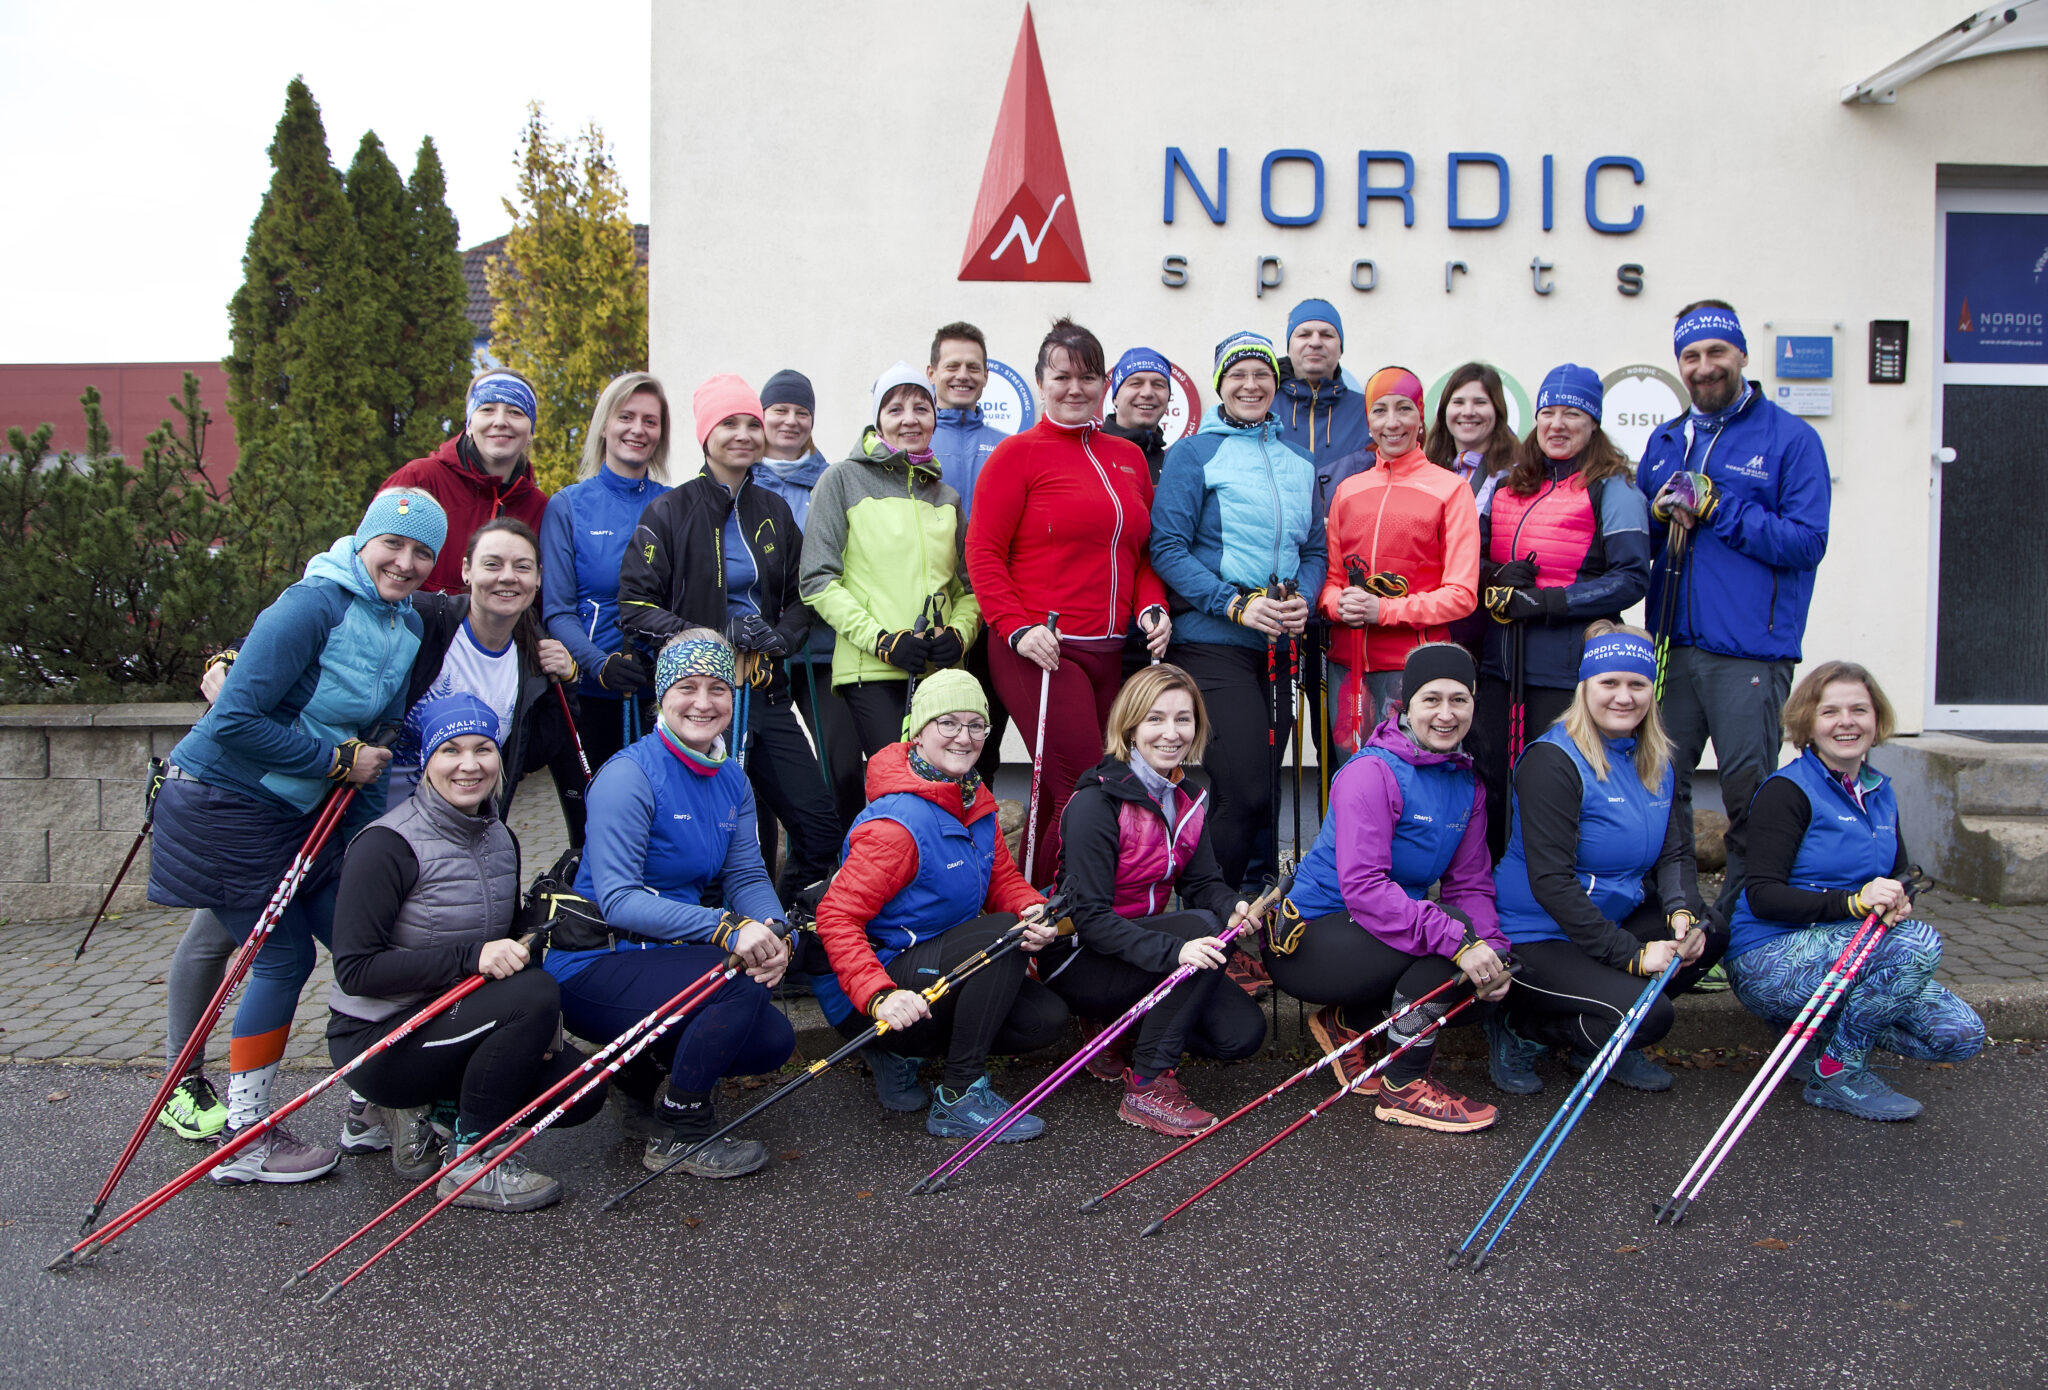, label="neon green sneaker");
[156,1073,227,1141]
